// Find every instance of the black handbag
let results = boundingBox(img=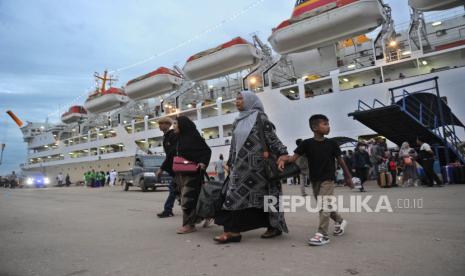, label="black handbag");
[196,173,228,218]
[257,114,300,181]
